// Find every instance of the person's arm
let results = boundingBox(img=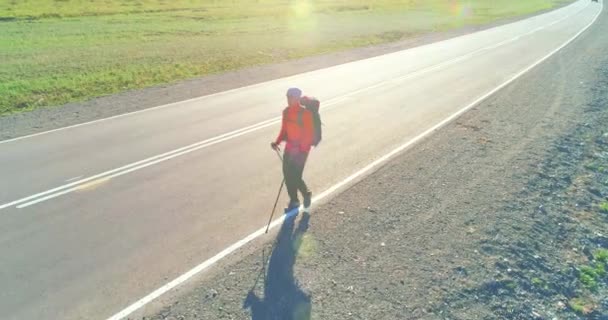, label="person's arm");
[275,121,286,145]
[302,111,314,149]
[274,110,287,145]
